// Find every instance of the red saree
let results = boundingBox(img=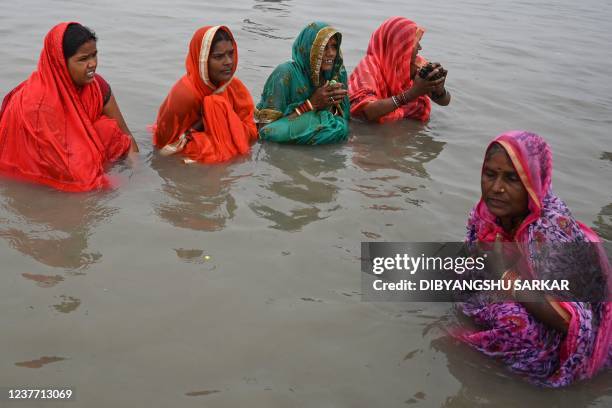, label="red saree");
[0,22,131,192]
[152,26,258,163]
[348,17,431,123]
